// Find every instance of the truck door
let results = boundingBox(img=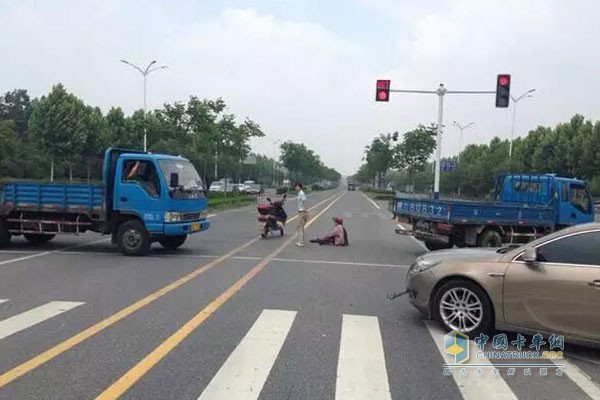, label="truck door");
[115,158,164,233]
[557,181,593,226]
